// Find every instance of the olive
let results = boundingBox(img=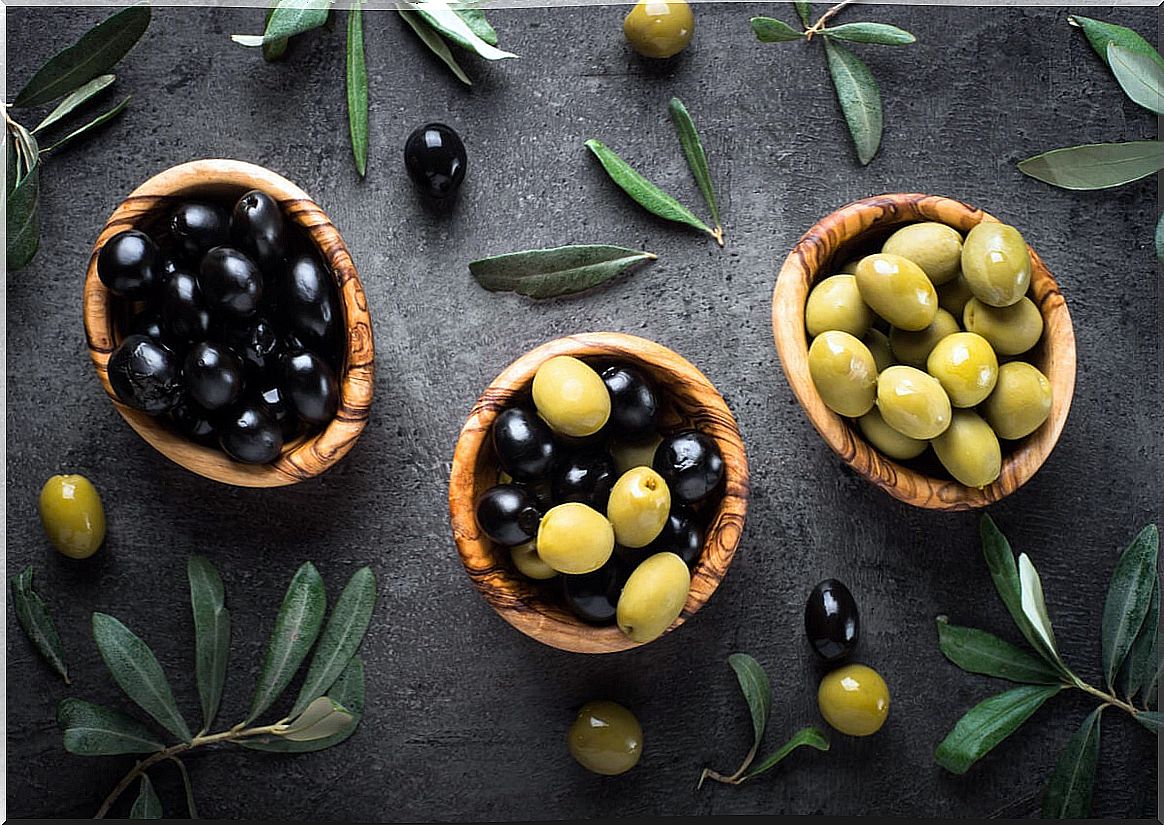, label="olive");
[531,356,610,438]
[862,328,894,373]
[231,189,287,272]
[652,430,724,504]
[888,308,960,367]
[616,551,690,643]
[854,253,938,331]
[475,484,541,547]
[962,297,1044,356]
[551,449,616,510]
[931,409,1002,488]
[492,407,556,482]
[623,0,694,59]
[818,664,890,737]
[184,342,245,412]
[561,561,624,624]
[961,222,1031,307]
[611,435,663,476]
[805,274,874,338]
[404,123,467,199]
[836,258,861,275]
[807,330,878,418]
[980,362,1052,440]
[926,332,998,408]
[219,400,284,464]
[39,474,105,559]
[97,230,158,298]
[169,201,230,259]
[607,467,671,548]
[567,701,642,776]
[876,365,951,440]
[170,397,217,443]
[160,269,212,345]
[281,253,339,346]
[881,222,963,285]
[645,506,703,567]
[601,366,659,441]
[511,540,558,581]
[937,273,975,317]
[279,350,339,425]
[857,407,927,460]
[804,579,859,662]
[255,382,300,438]
[200,246,263,319]
[108,334,184,413]
[231,316,282,375]
[537,503,615,575]
[129,310,165,342]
